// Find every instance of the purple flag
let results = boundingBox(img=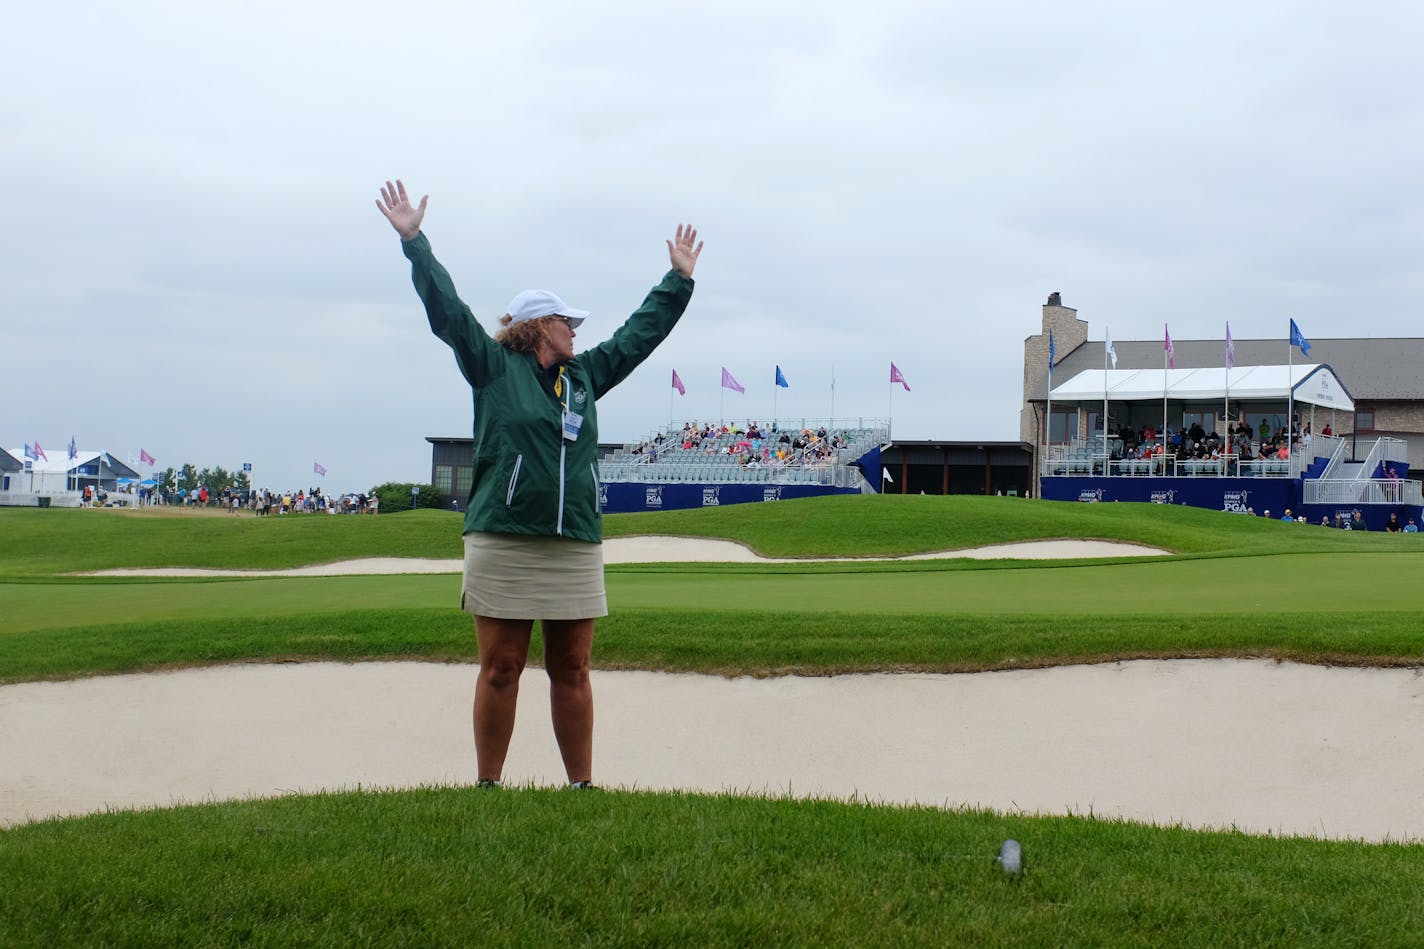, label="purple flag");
[720,367,744,394]
[671,369,685,396]
[1165,324,1175,370]
[313,461,327,477]
[140,449,156,466]
[1226,323,1235,369]
[890,363,910,392]
[33,442,48,462]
